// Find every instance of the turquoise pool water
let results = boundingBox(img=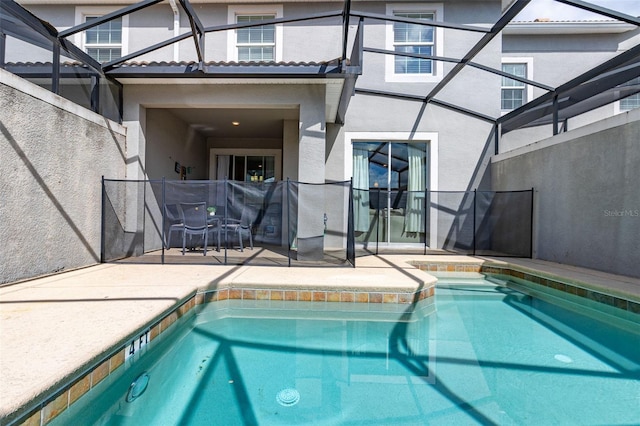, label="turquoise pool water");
[51,279,640,425]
